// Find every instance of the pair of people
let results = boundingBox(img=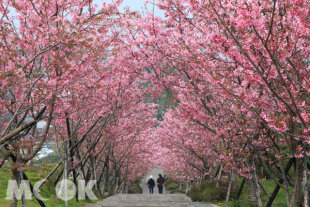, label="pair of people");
[147,174,166,194]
